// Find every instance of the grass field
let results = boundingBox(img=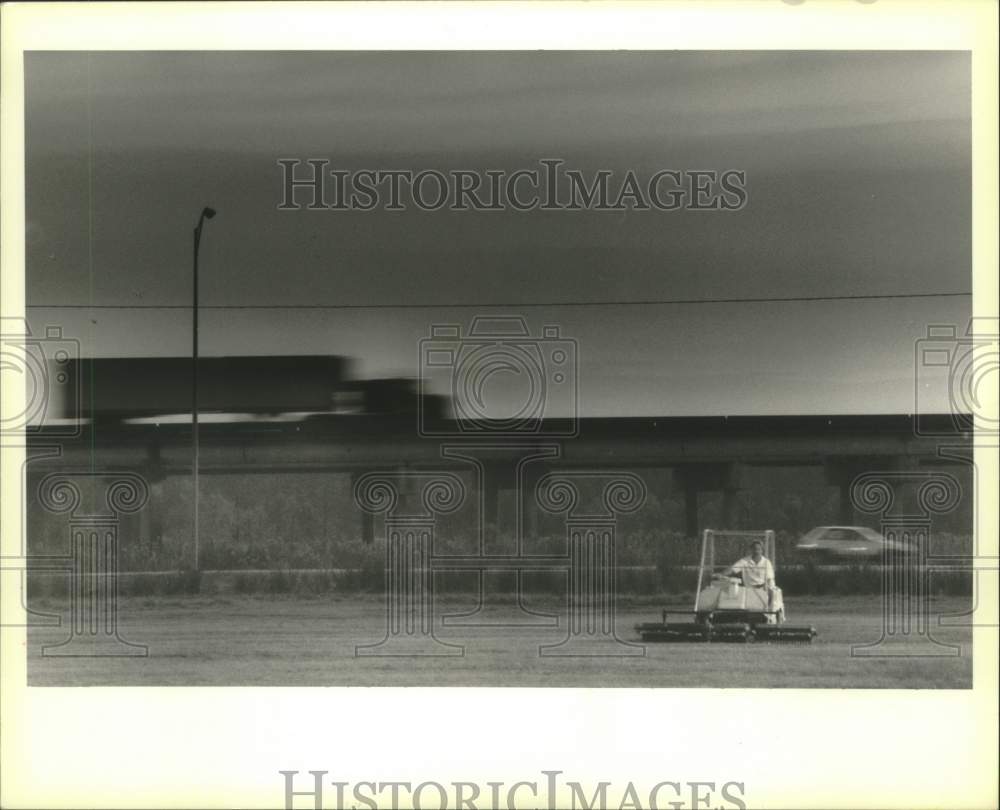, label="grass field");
[25,593,973,688]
